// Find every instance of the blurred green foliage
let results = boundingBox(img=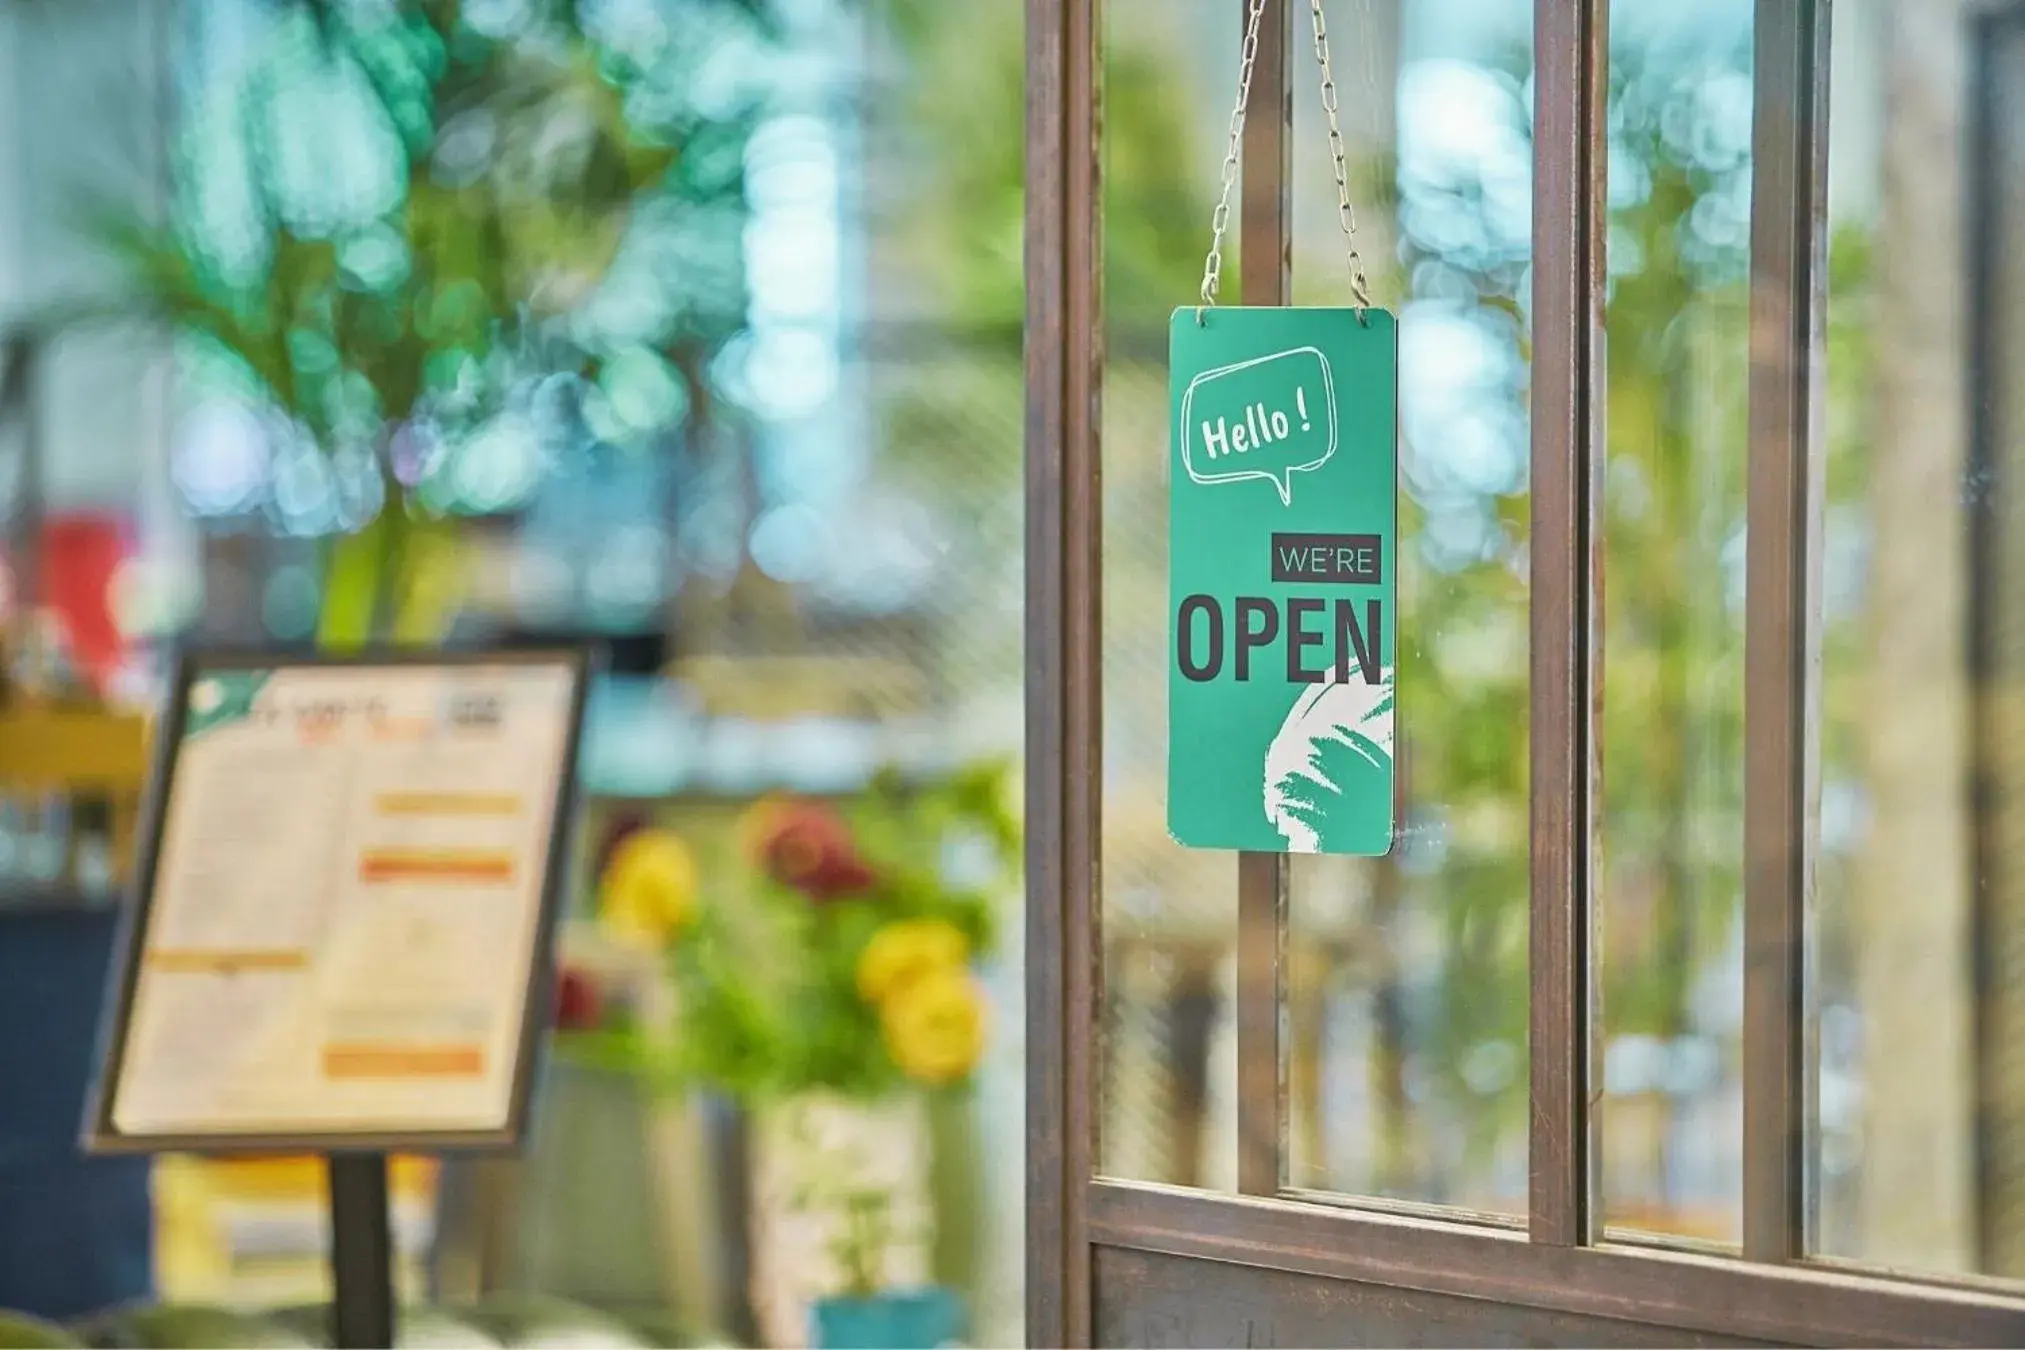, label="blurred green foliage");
[891,1,1207,338]
[111,1,760,444]
[0,1312,79,1350]
[98,0,782,639]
